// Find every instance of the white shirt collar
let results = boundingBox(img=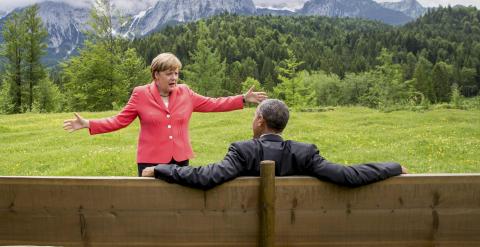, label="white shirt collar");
[260,133,282,138]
